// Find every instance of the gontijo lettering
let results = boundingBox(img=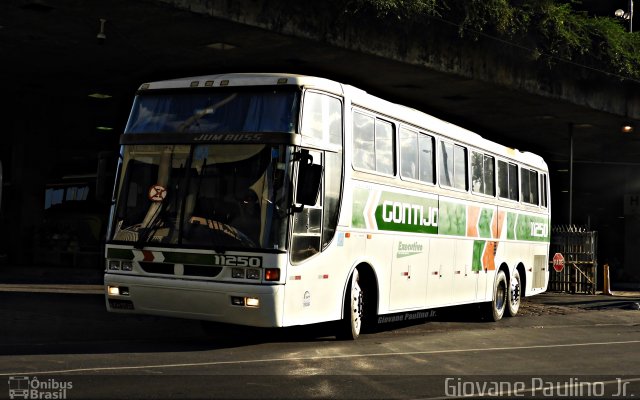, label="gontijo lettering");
[382,200,438,227]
